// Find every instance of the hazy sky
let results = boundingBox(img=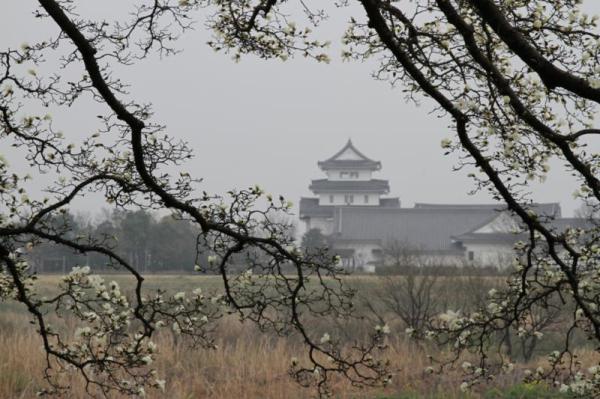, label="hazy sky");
[3,1,600,218]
